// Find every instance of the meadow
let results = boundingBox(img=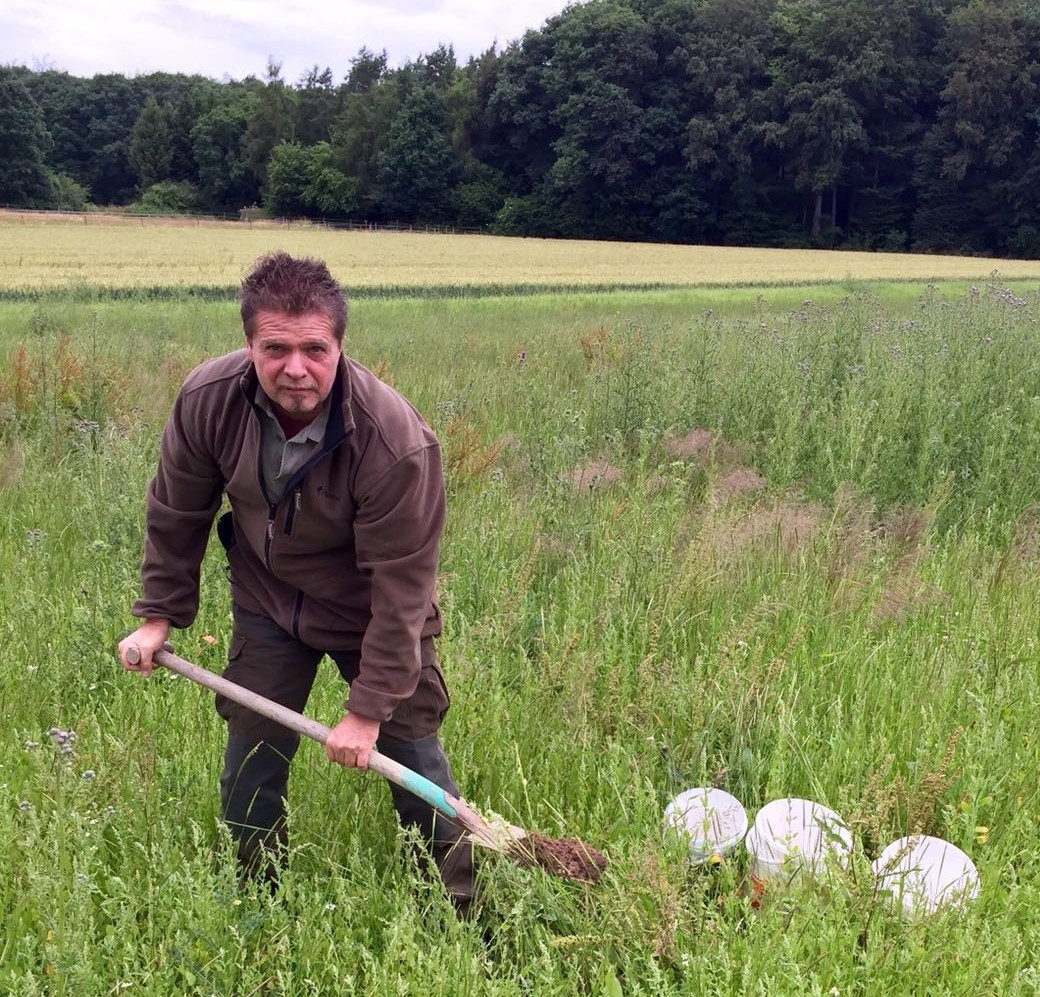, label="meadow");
[0,219,1038,995]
